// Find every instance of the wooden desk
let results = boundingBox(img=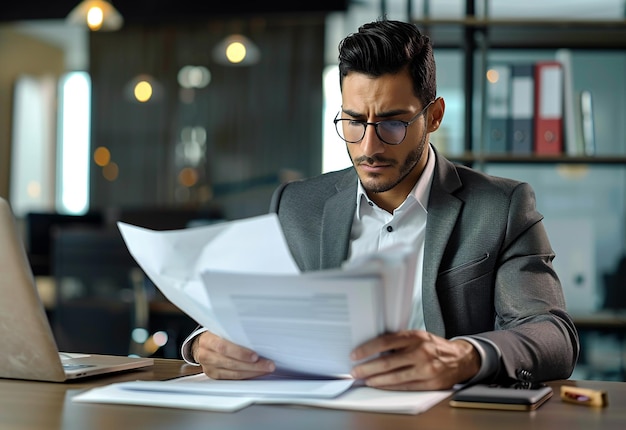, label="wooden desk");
[2,359,626,430]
